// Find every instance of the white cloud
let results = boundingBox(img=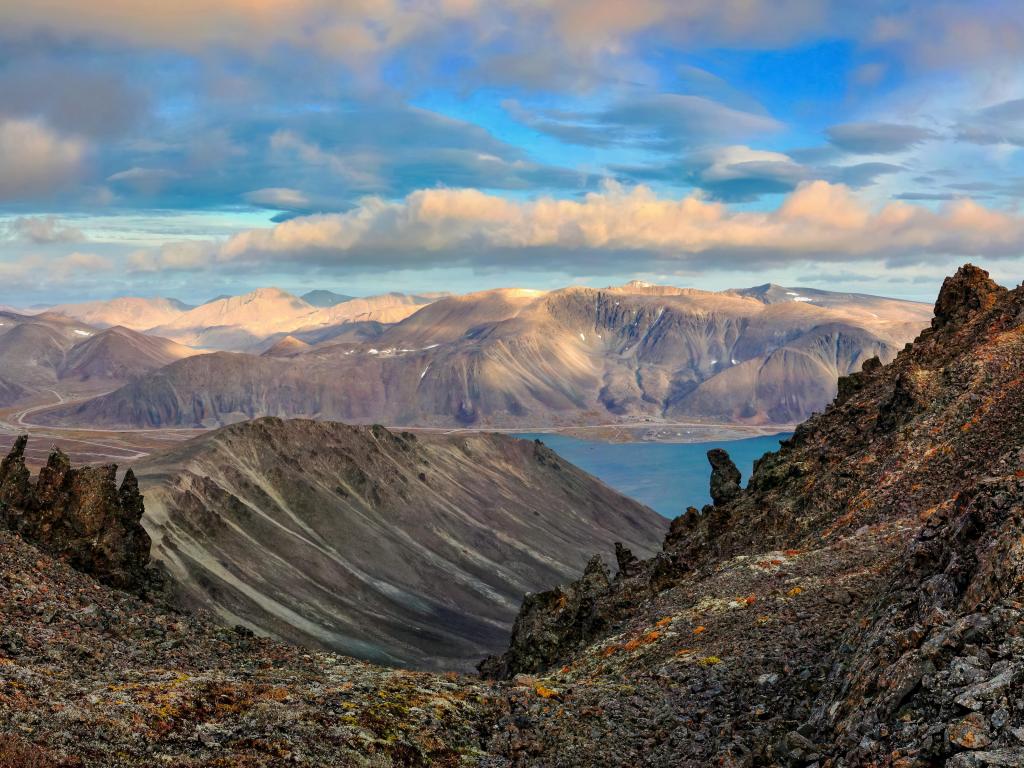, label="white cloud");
[0,251,111,286]
[4,216,86,244]
[0,118,87,201]
[131,181,1024,274]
